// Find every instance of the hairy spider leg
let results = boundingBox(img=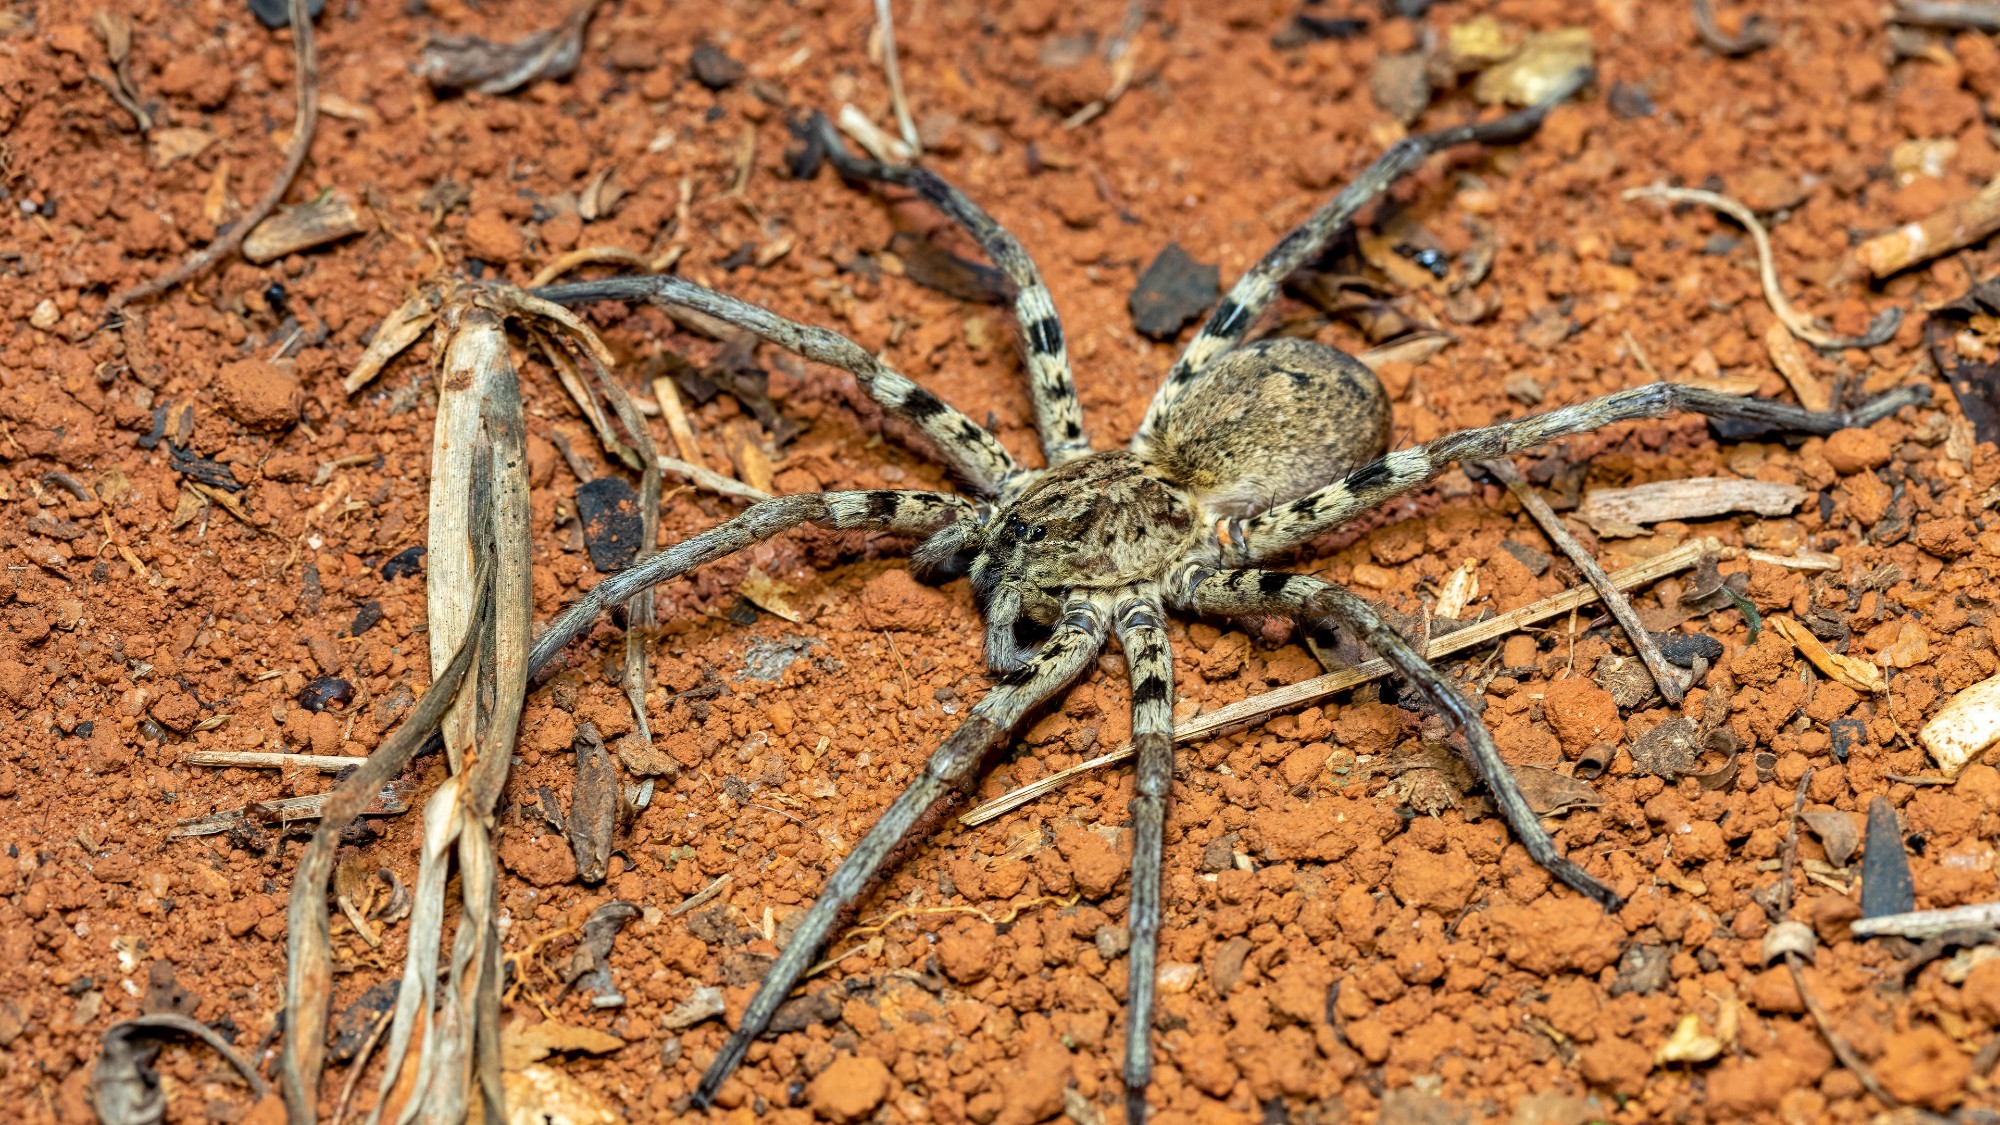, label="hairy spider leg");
[1134,68,1593,453]
[1112,595,1174,1125]
[1171,566,1623,909]
[536,276,1018,497]
[1233,382,1932,562]
[693,597,1112,1106]
[526,490,977,679]
[812,114,1091,470]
